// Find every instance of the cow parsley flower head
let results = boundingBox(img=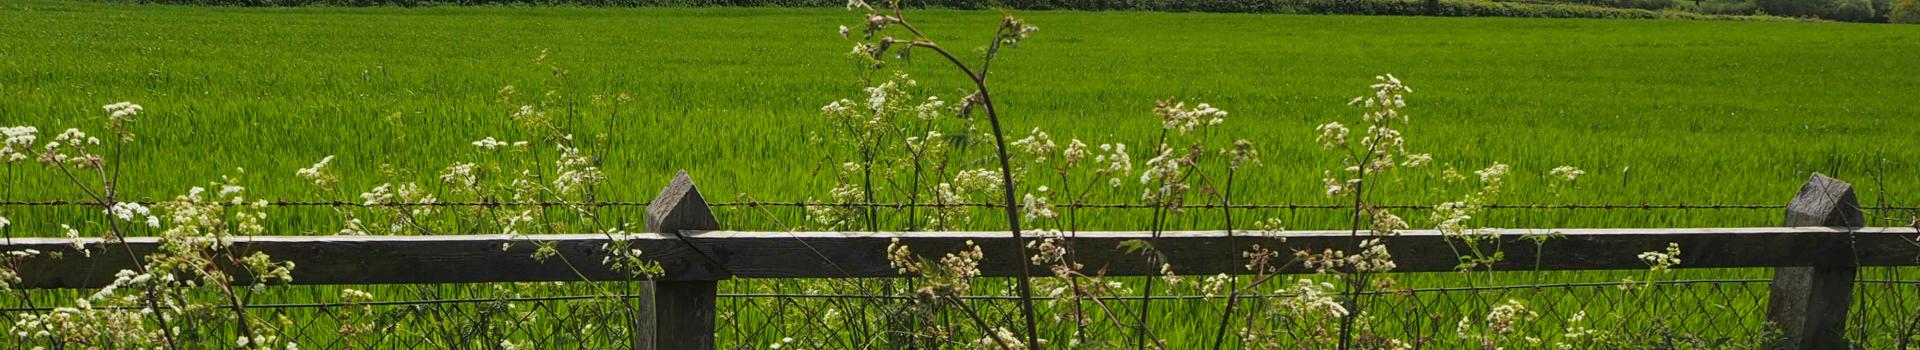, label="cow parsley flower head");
[1550,165,1585,182]
[975,327,1036,349]
[1315,122,1349,149]
[441,162,479,189]
[1227,139,1261,170]
[1060,139,1089,166]
[552,143,605,194]
[40,128,103,167]
[1154,100,1227,134]
[999,17,1040,47]
[820,99,856,115]
[1485,299,1538,335]
[1009,128,1056,162]
[953,169,1002,193]
[296,156,336,187]
[1638,242,1682,273]
[913,96,945,120]
[103,102,143,123]
[106,202,160,228]
[1021,188,1058,221]
[1282,278,1349,319]
[359,183,394,206]
[0,126,38,162]
[473,137,508,150]
[1476,162,1511,192]
[1401,153,1432,167]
